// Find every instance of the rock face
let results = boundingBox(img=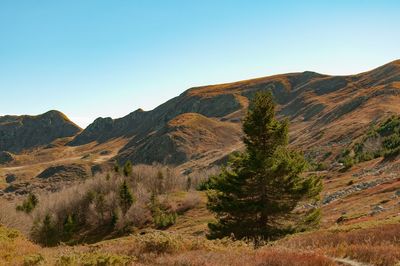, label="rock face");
[0,151,14,164]
[0,110,81,153]
[36,164,89,181]
[5,174,16,183]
